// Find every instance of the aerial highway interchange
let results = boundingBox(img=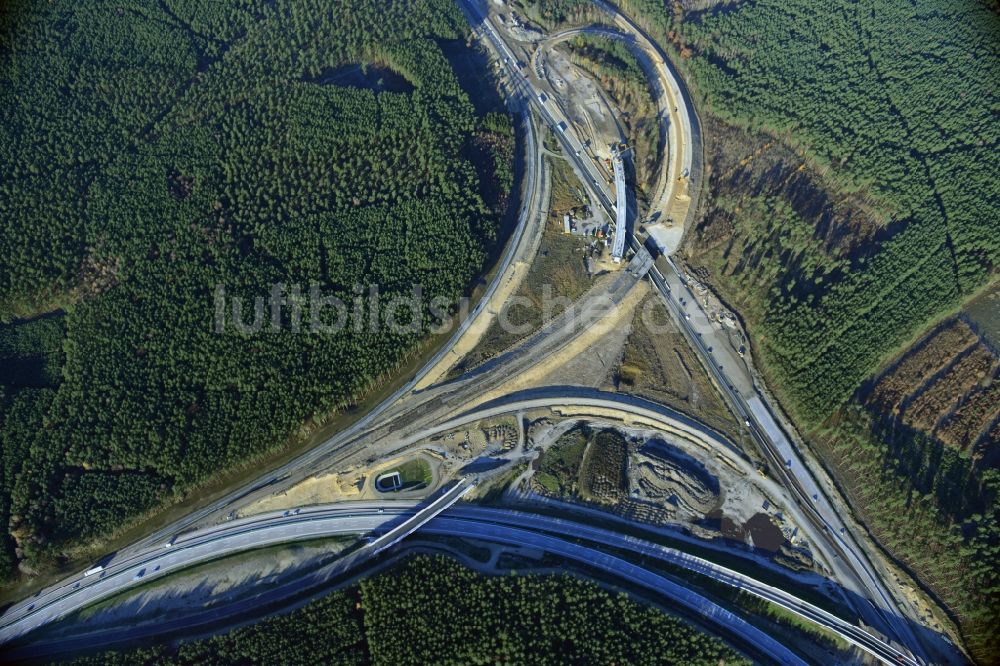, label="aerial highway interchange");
[0,1,948,664]
[460,1,929,659]
[1,500,923,666]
